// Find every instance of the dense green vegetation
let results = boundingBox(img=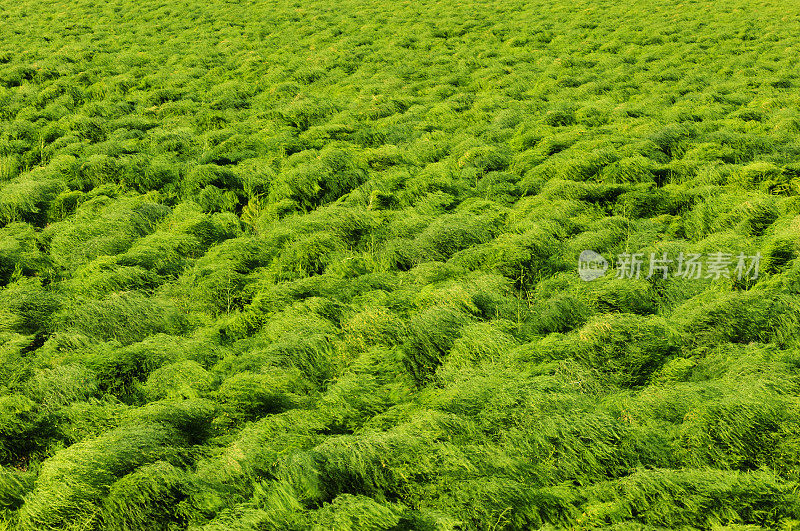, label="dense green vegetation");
[1,0,800,528]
